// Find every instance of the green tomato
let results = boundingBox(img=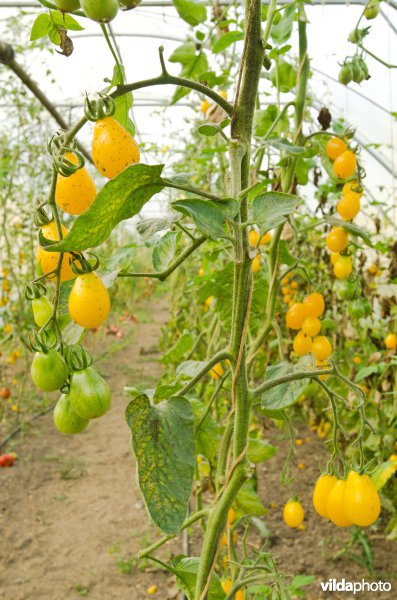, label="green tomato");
[54,0,81,11]
[351,61,363,83]
[336,280,360,301]
[31,349,69,392]
[81,0,119,22]
[119,0,142,9]
[32,296,53,327]
[364,4,379,20]
[69,367,111,420]
[54,394,89,434]
[338,64,352,85]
